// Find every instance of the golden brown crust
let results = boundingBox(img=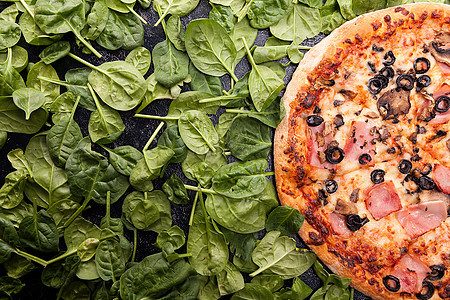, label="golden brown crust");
[275,3,450,300]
